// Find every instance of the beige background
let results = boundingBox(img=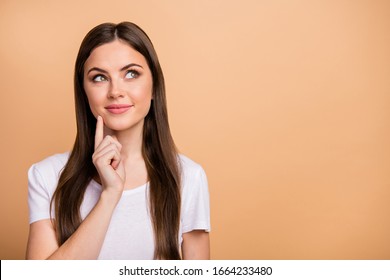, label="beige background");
[1,0,389,259]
